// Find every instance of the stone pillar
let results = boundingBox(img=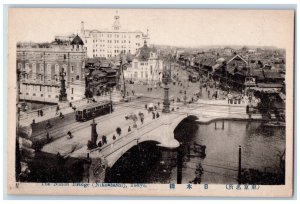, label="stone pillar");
[59,68,67,102]
[162,84,170,113]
